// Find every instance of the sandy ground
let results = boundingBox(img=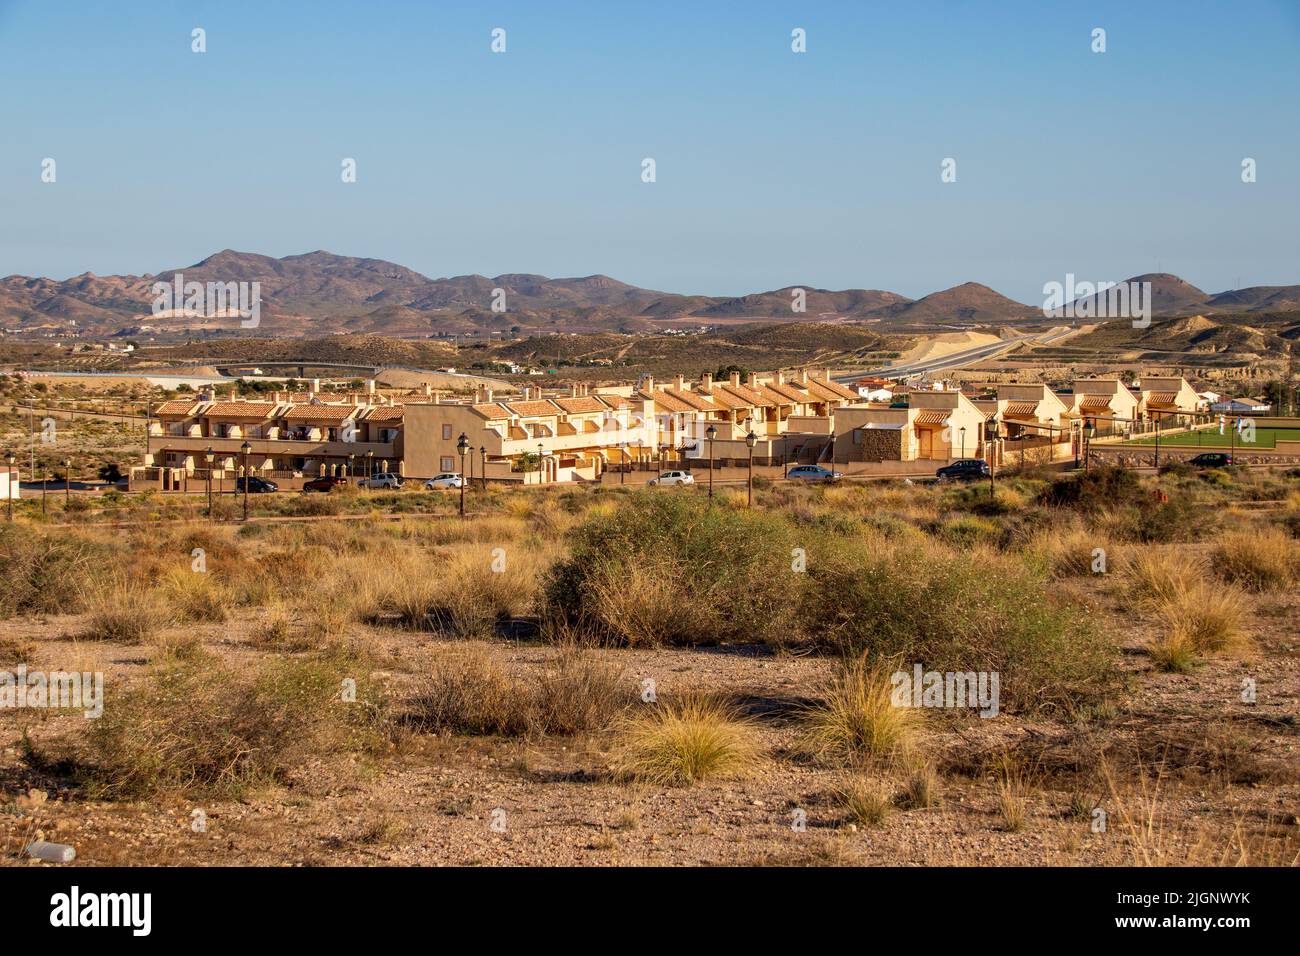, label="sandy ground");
[2,570,1296,867]
[895,331,1003,367]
